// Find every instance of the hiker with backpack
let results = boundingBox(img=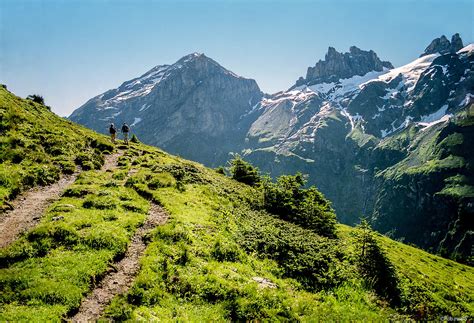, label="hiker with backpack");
[121,122,130,144]
[109,123,117,143]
